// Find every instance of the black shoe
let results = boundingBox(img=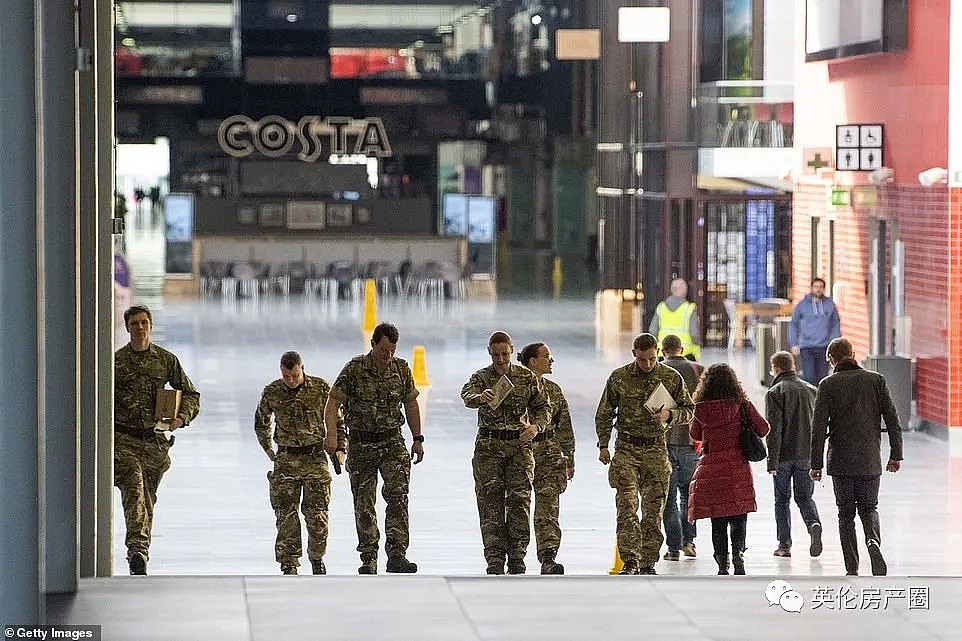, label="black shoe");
[281,564,297,575]
[732,553,745,575]
[386,556,418,573]
[358,561,377,575]
[714,553,730,575]
[506,560,526,575]
[773,547,792,557]
[638,566,657,575]
[663,550,680,561]
[486,562,505,575]
[809,523,823,557]
[618,561,641,575]
[311,560,326,575]
[867,540,887,576]
[846,571,858,576]
[128,552,147,576]
[540,559,564,575]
